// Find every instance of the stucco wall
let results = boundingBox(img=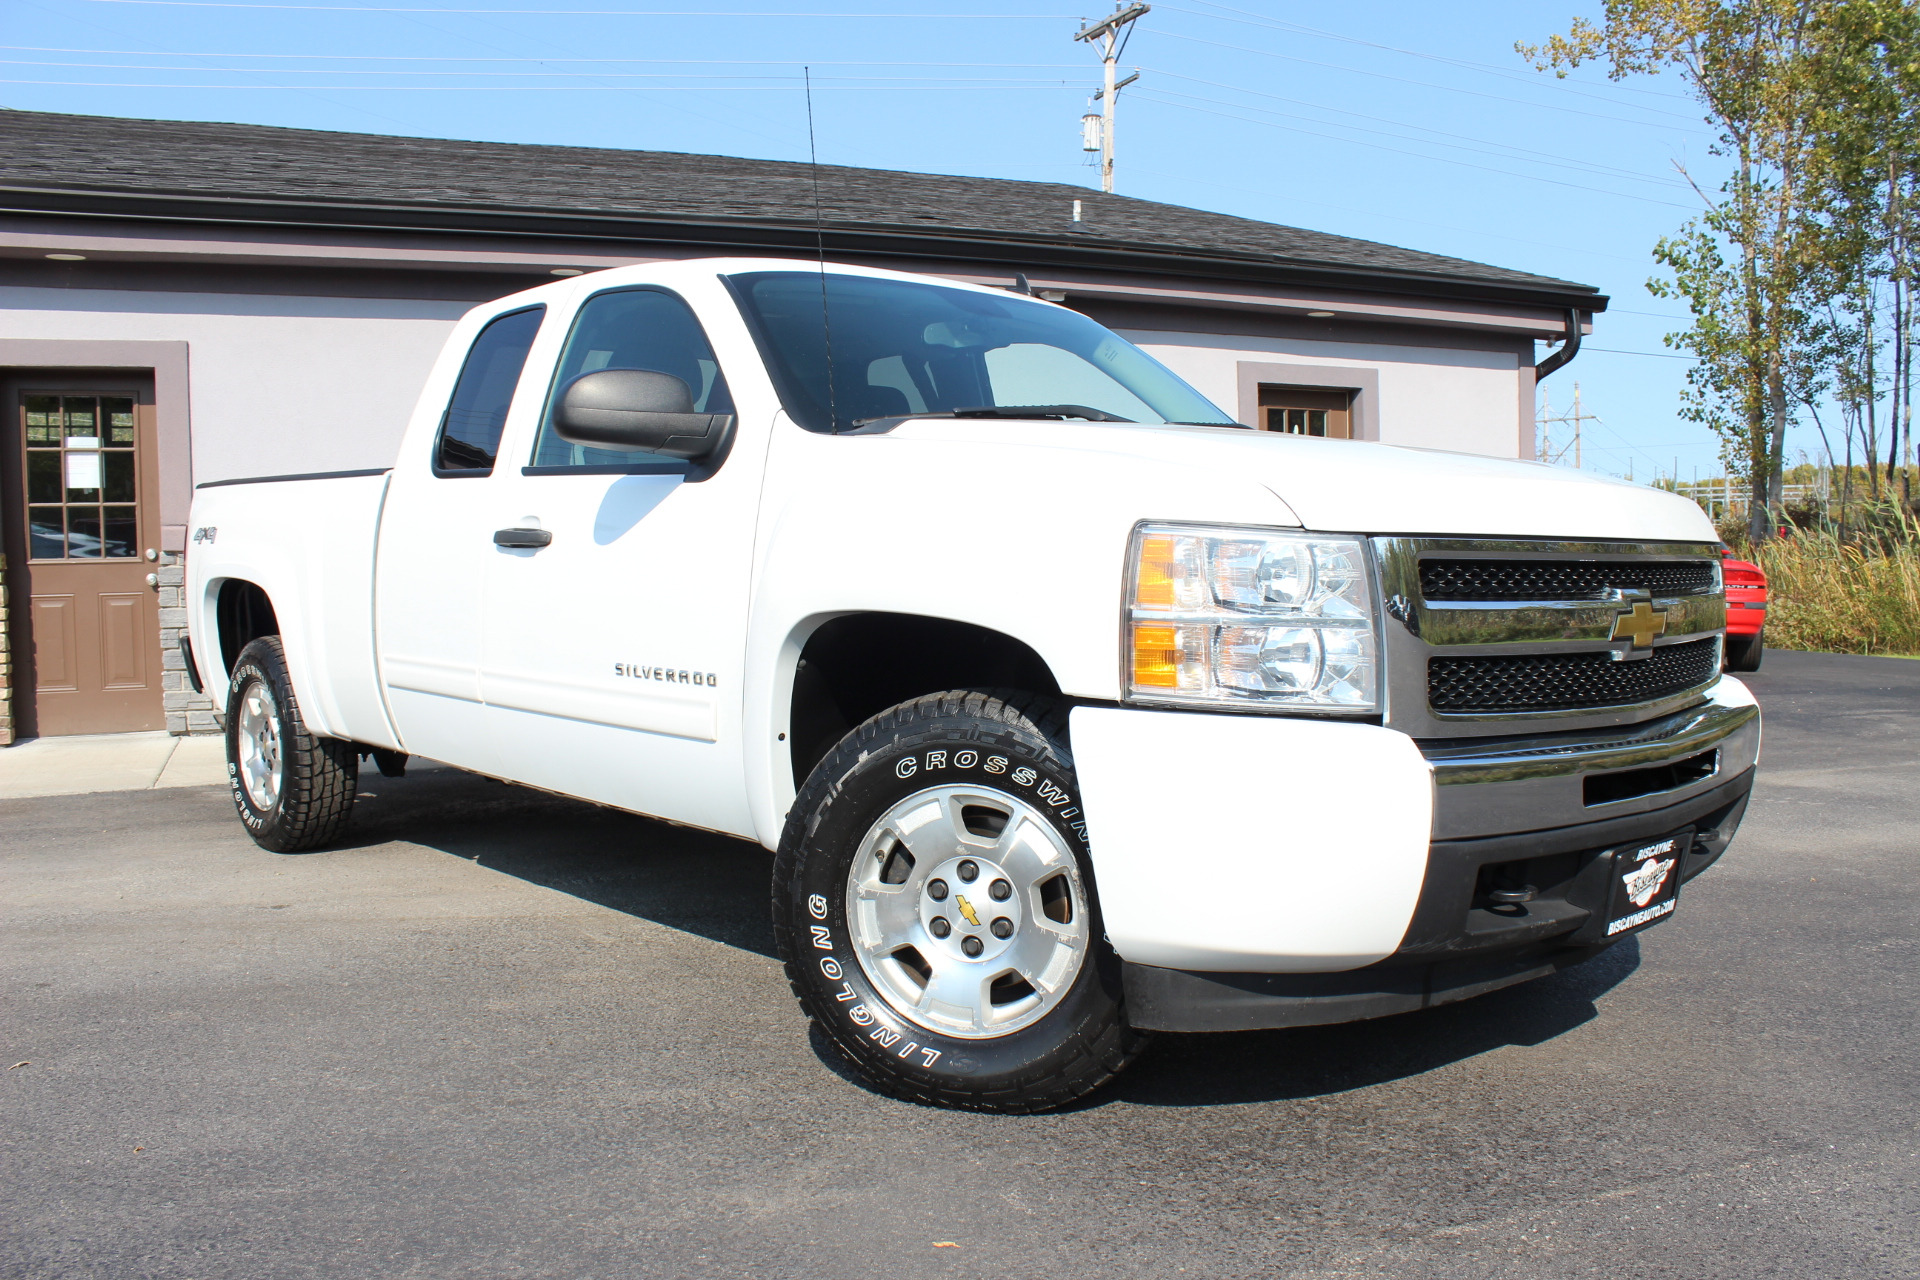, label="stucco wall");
[1122,329,1527,459]
[0,286,468,482]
